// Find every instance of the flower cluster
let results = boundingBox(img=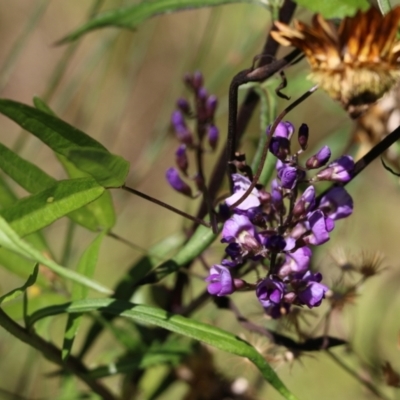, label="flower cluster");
[206,121,354,318]
[166,72,219,196]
